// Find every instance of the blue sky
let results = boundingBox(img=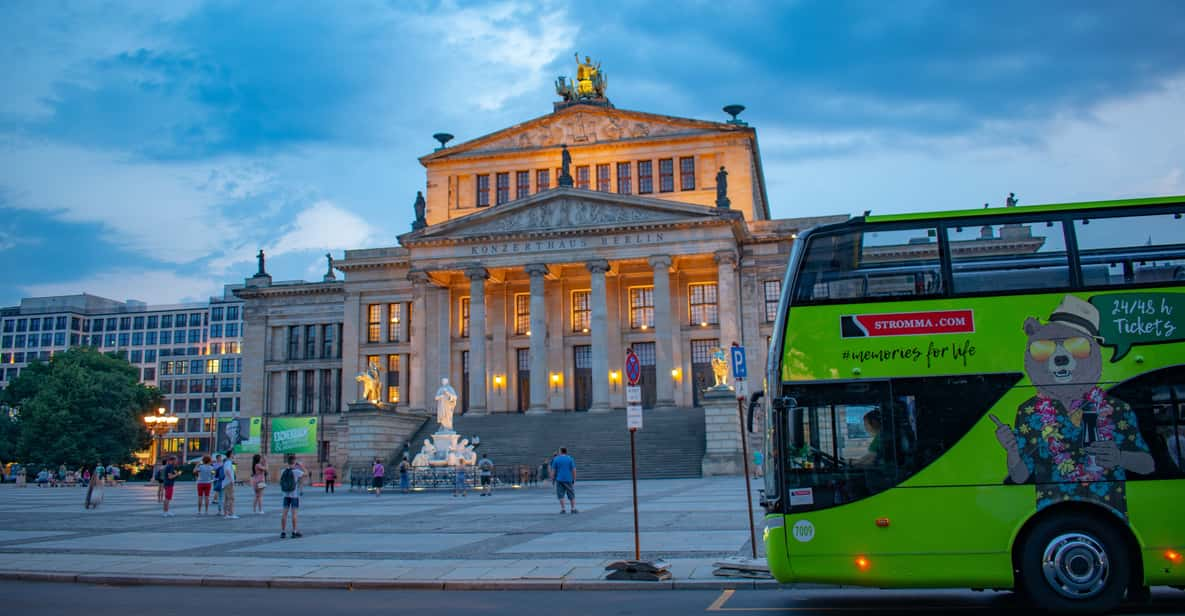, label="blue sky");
[1,1,1183,305]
